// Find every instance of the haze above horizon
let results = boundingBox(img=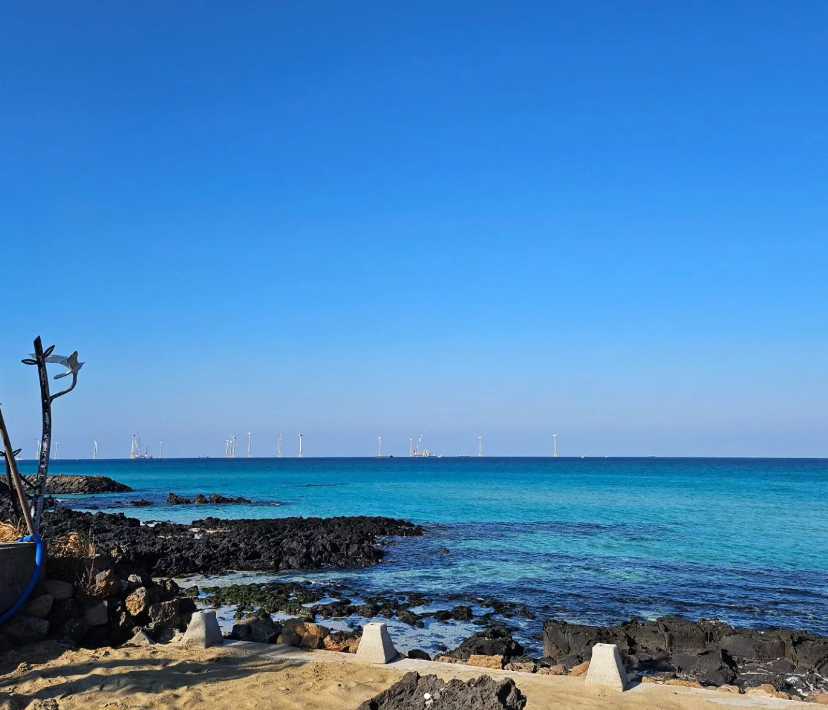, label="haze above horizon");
[2,2,826,458]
